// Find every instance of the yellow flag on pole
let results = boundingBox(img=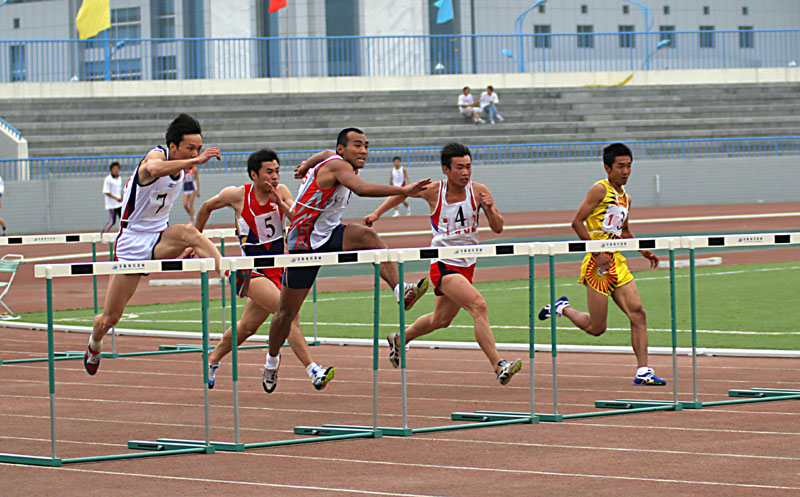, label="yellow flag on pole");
[76,0,111,40]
